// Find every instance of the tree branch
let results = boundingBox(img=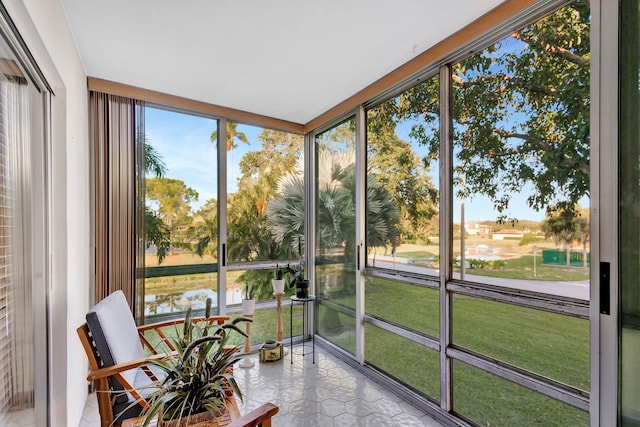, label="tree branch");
[513,33,590,67]
[488,128,552,155]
